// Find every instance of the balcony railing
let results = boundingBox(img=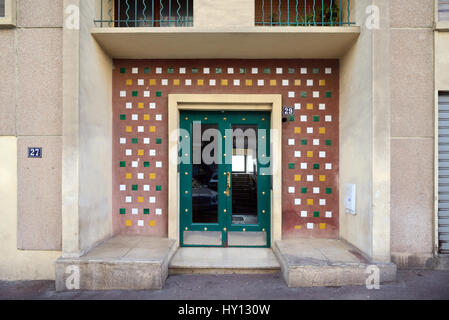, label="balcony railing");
[255,0,353,26]
[94,0,193,27]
